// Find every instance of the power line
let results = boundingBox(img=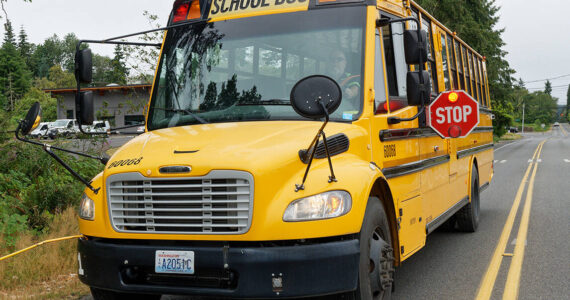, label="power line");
[527,84,570,90]
[523,73,570,84]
